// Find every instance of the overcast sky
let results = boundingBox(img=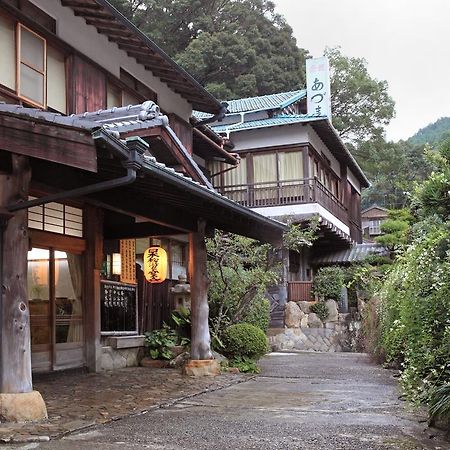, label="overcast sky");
[273,0,450,142]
